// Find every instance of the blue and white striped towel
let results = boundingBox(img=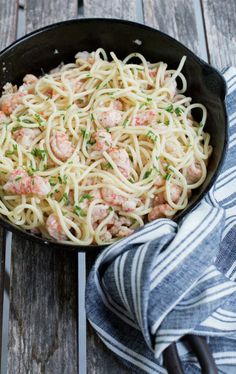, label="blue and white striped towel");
[86,68,236,374]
